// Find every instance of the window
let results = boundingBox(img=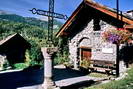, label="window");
[93,18,101,31]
